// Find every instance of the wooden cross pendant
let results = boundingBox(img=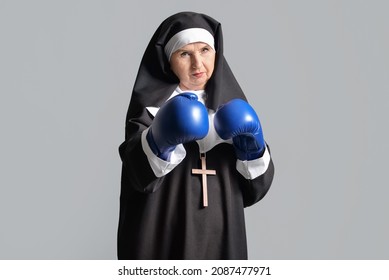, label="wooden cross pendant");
[192,153,216,207]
